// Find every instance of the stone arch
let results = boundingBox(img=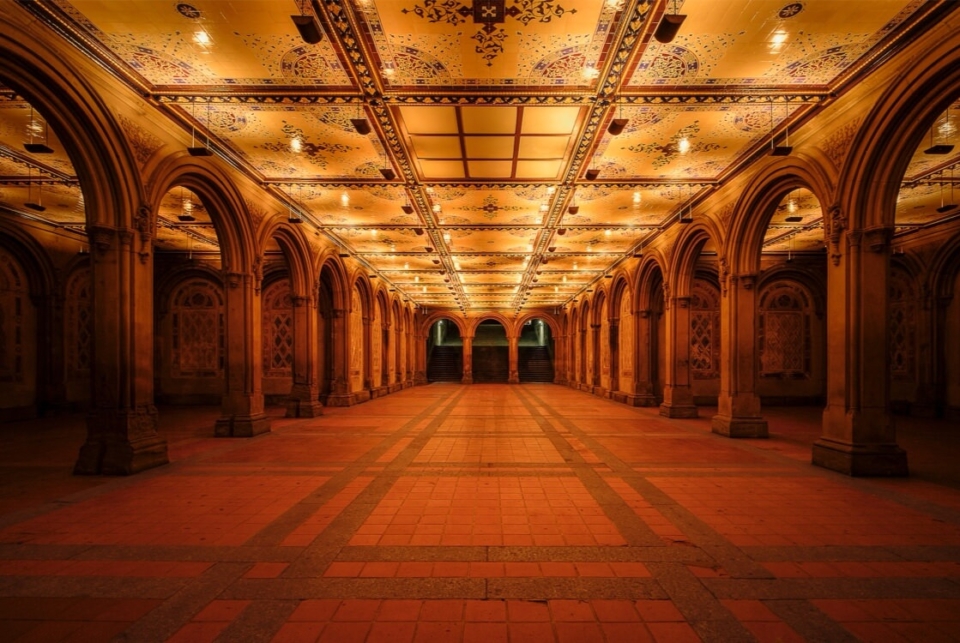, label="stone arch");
[841,25,960,231]
[725,157,834,275]
[258,219,316,301]
[667,222,722,297]
[147,159,258,273]
[467,313,515,337]
[0,17,141,230]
